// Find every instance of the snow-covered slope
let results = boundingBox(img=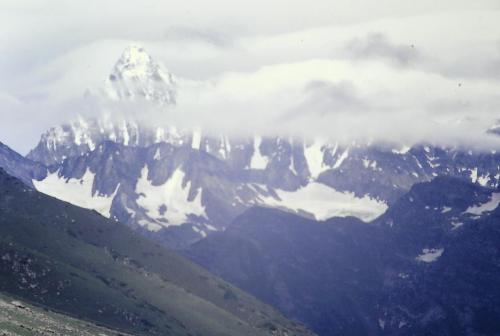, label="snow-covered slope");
[27,117,188,166]
[33,168,118,217]
[256,182,387,222]
[135,165,206,230]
